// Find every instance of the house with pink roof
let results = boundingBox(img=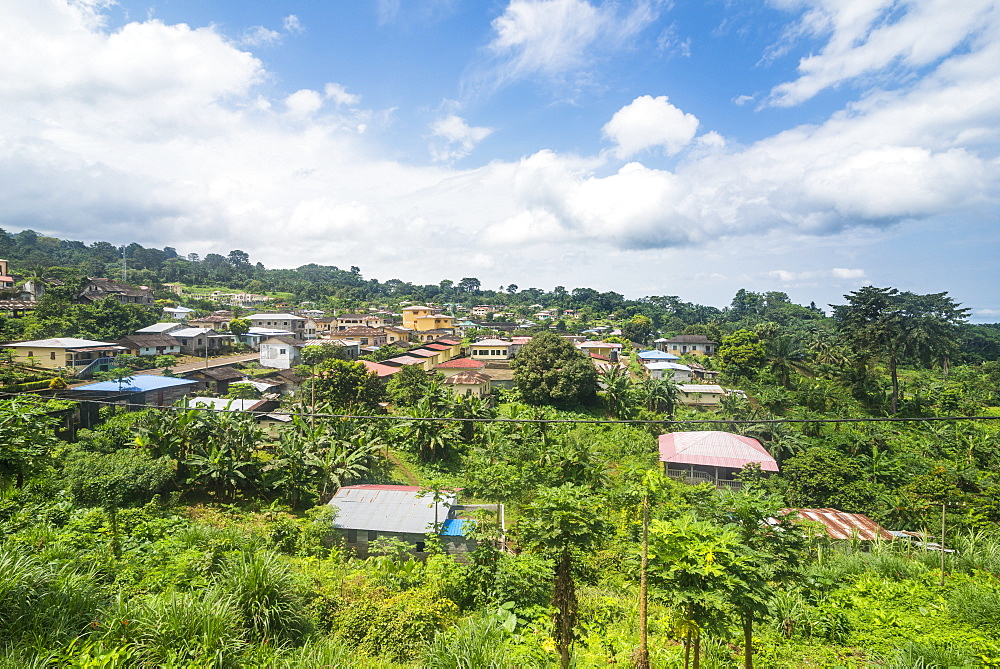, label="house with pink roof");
[659,431,778,488]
